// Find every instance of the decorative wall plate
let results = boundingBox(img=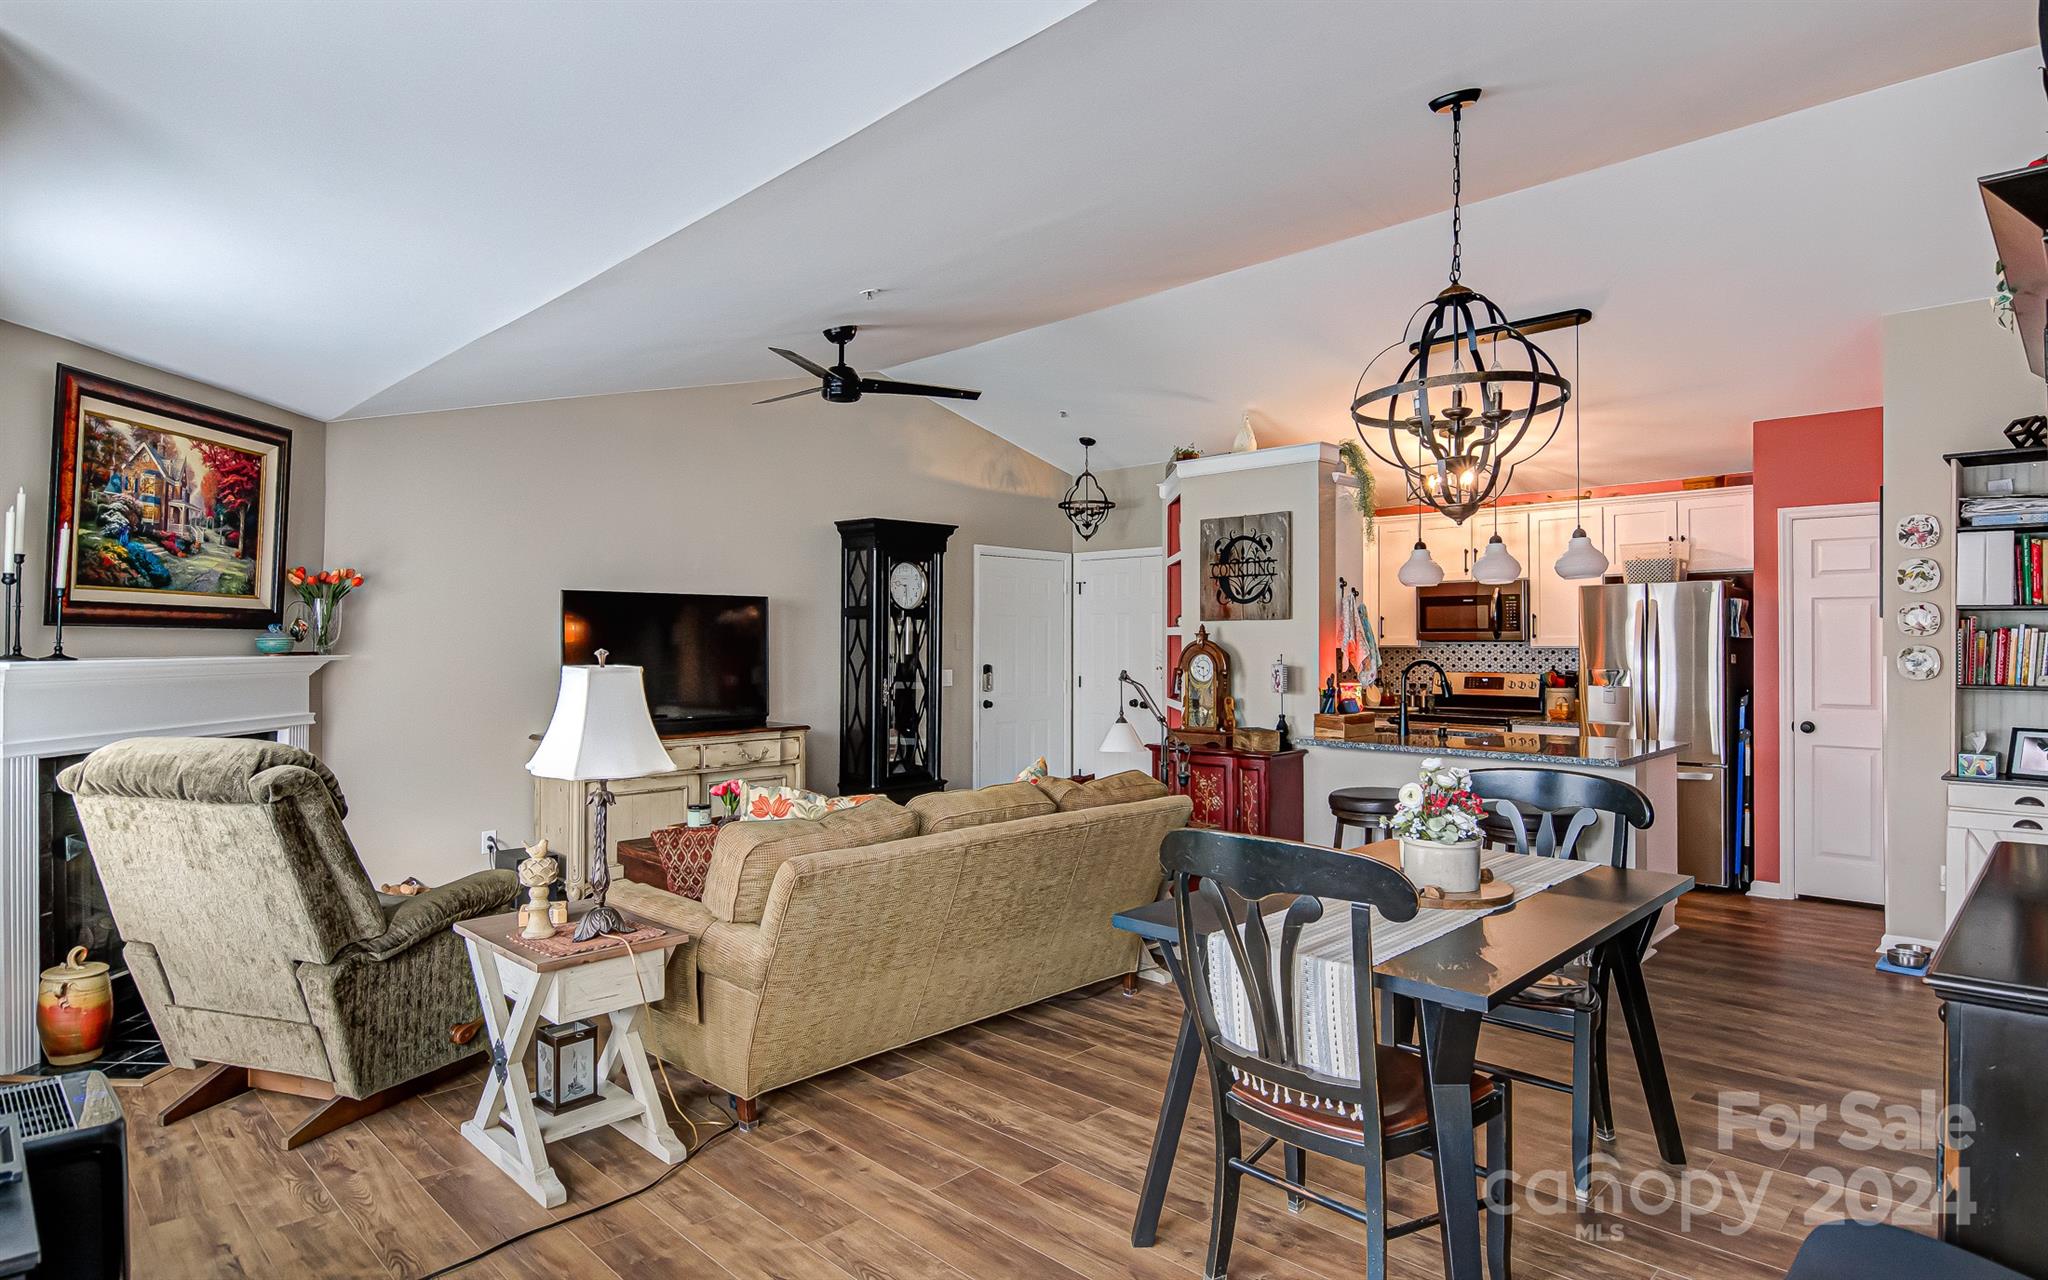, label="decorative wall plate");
[1895,513,1941,549]
[1897,602,1942,636]
[1896,645,1942,681]
[1896,558,1941,593]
